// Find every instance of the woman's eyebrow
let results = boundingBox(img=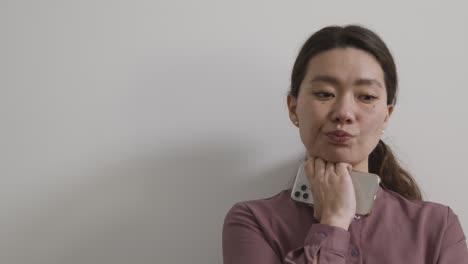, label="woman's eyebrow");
[354,78,383,88]
[309,75,340,86]
[309,75,383,89]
